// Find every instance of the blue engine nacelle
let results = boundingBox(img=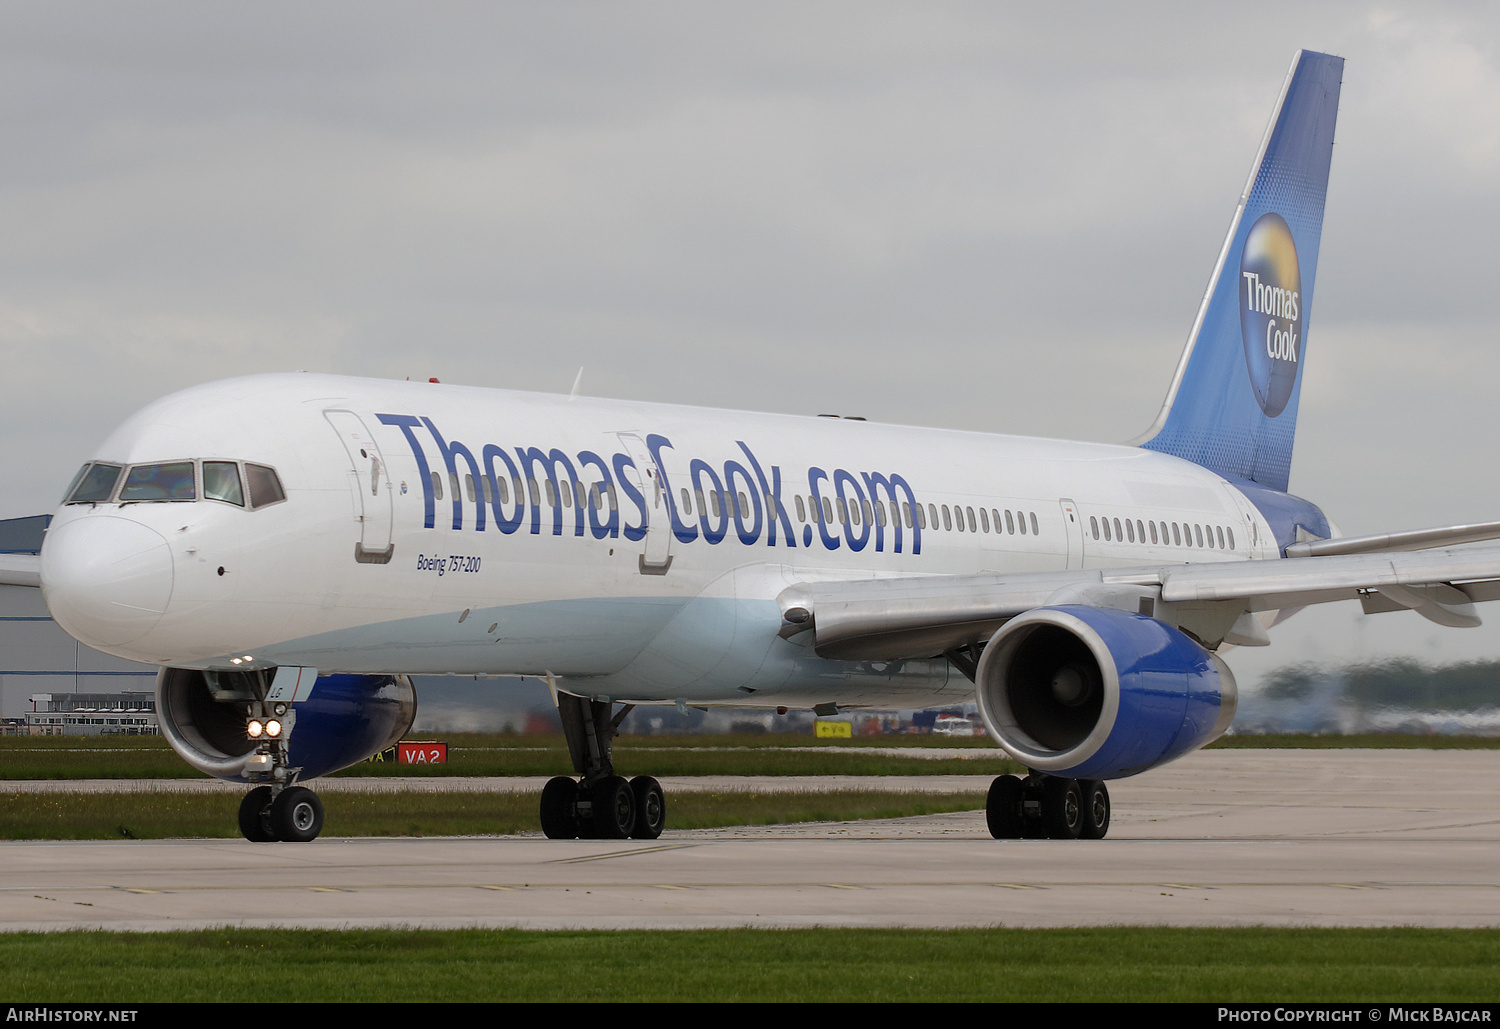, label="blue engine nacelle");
[973,606,1237,780]
[156,667,417,782]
